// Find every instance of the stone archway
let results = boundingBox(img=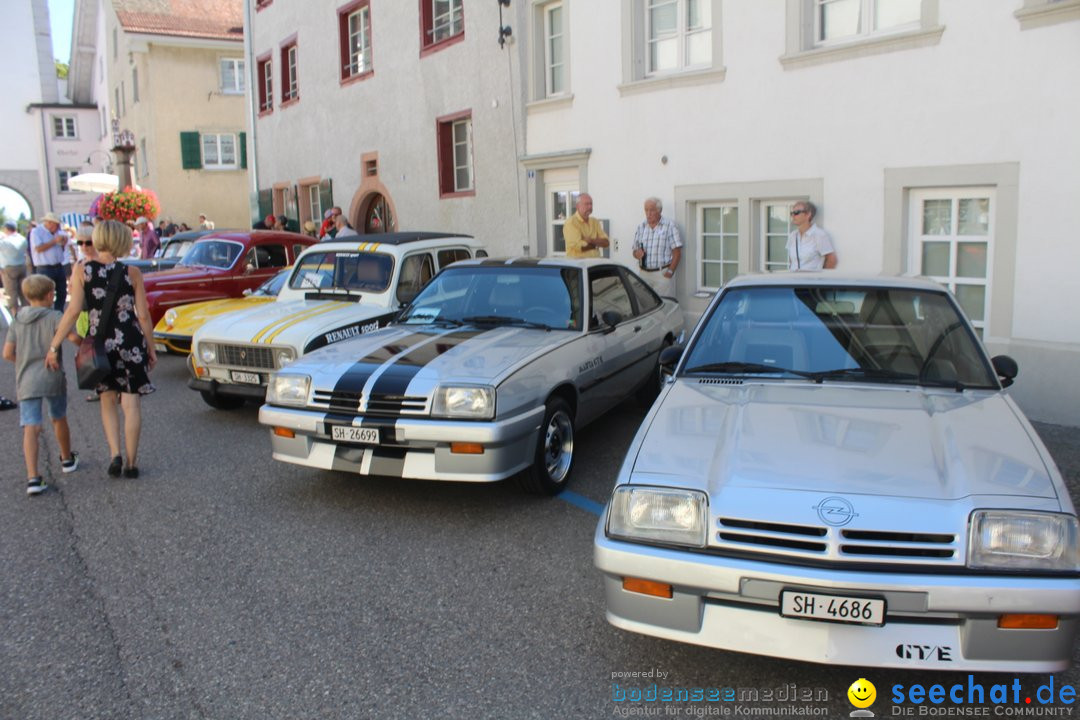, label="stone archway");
[0,173,45,223]
[347,152,398,235]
